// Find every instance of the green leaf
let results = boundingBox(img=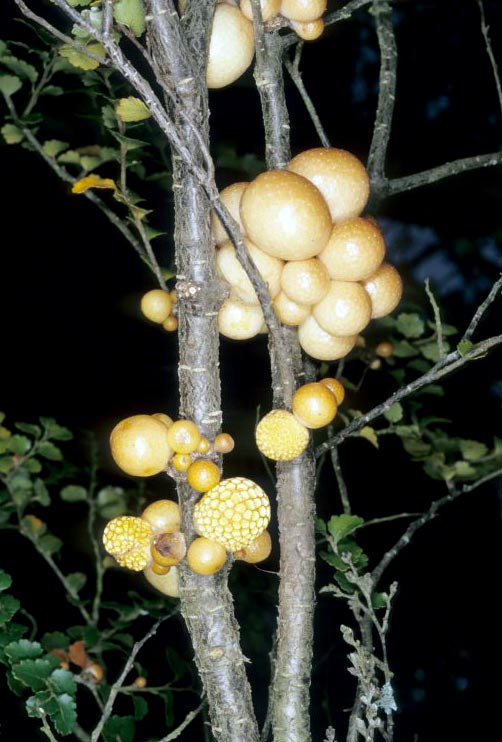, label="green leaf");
[116,96,151,122]
[110,130,148,151]
[401,437,431,459]
[0,55,37,82]
[327,515,364,545]
[407,358,431,373]
[5,640,43,663]
[25,458,42,474]
[0,74,22,96]
[38,533,63,556]
[67,573,86,593]
[393,340,419,358]
[315,518,327,534]
[67,0,93,6]
[41,85,64,97]
[1,123,24,144]
[39,418,72,441]
[133,695,148,720]
[34,478,50,506]
[371,592,388,610]
[358,426,379,448]
[457,339,474,357]
[420,342,447,362]
[460,439,488,461]
[42,140,69,157]
[0,570,13,592]
[454,460,477,478]
[15,422,42,437]
[13,658,54,691]
[384,403,403,424]
[58,149,82,165]
[60,485,87,503]
[103,715,136,742]
[113,0,146,36]
[58,43,104,71]
[49,668,76,696]
[417,384,445,397]
[41,632,68,651]
[0,594,20,624]
[396,313,425,338]
[26,691,77,736]
[37,441,63,461]
[0,456,13,474]
[9,434,31,455]
[97,486,127,519]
